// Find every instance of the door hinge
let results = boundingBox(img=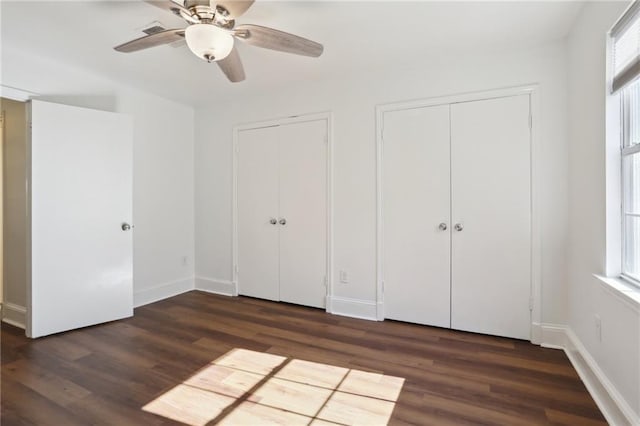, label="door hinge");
[381,280,385,294]
[529,297,534,311]
[235,264,239,274]
[323,276,327,287]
